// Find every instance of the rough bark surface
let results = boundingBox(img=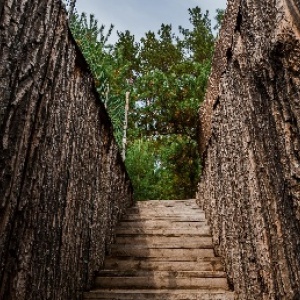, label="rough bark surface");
[198,0,300,299]
[0,1,133,299]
